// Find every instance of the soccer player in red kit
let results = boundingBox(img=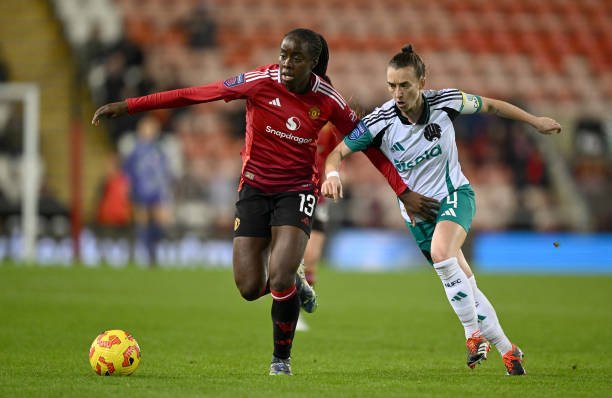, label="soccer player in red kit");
[92,28,439,375]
